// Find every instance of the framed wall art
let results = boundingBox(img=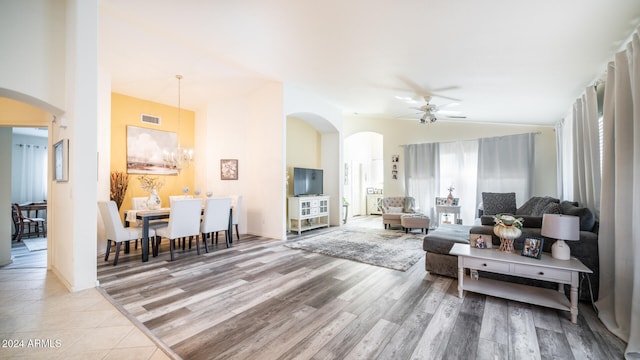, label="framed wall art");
[53,139,69,182]
[126,126,178,175]
[221,159,238,180]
